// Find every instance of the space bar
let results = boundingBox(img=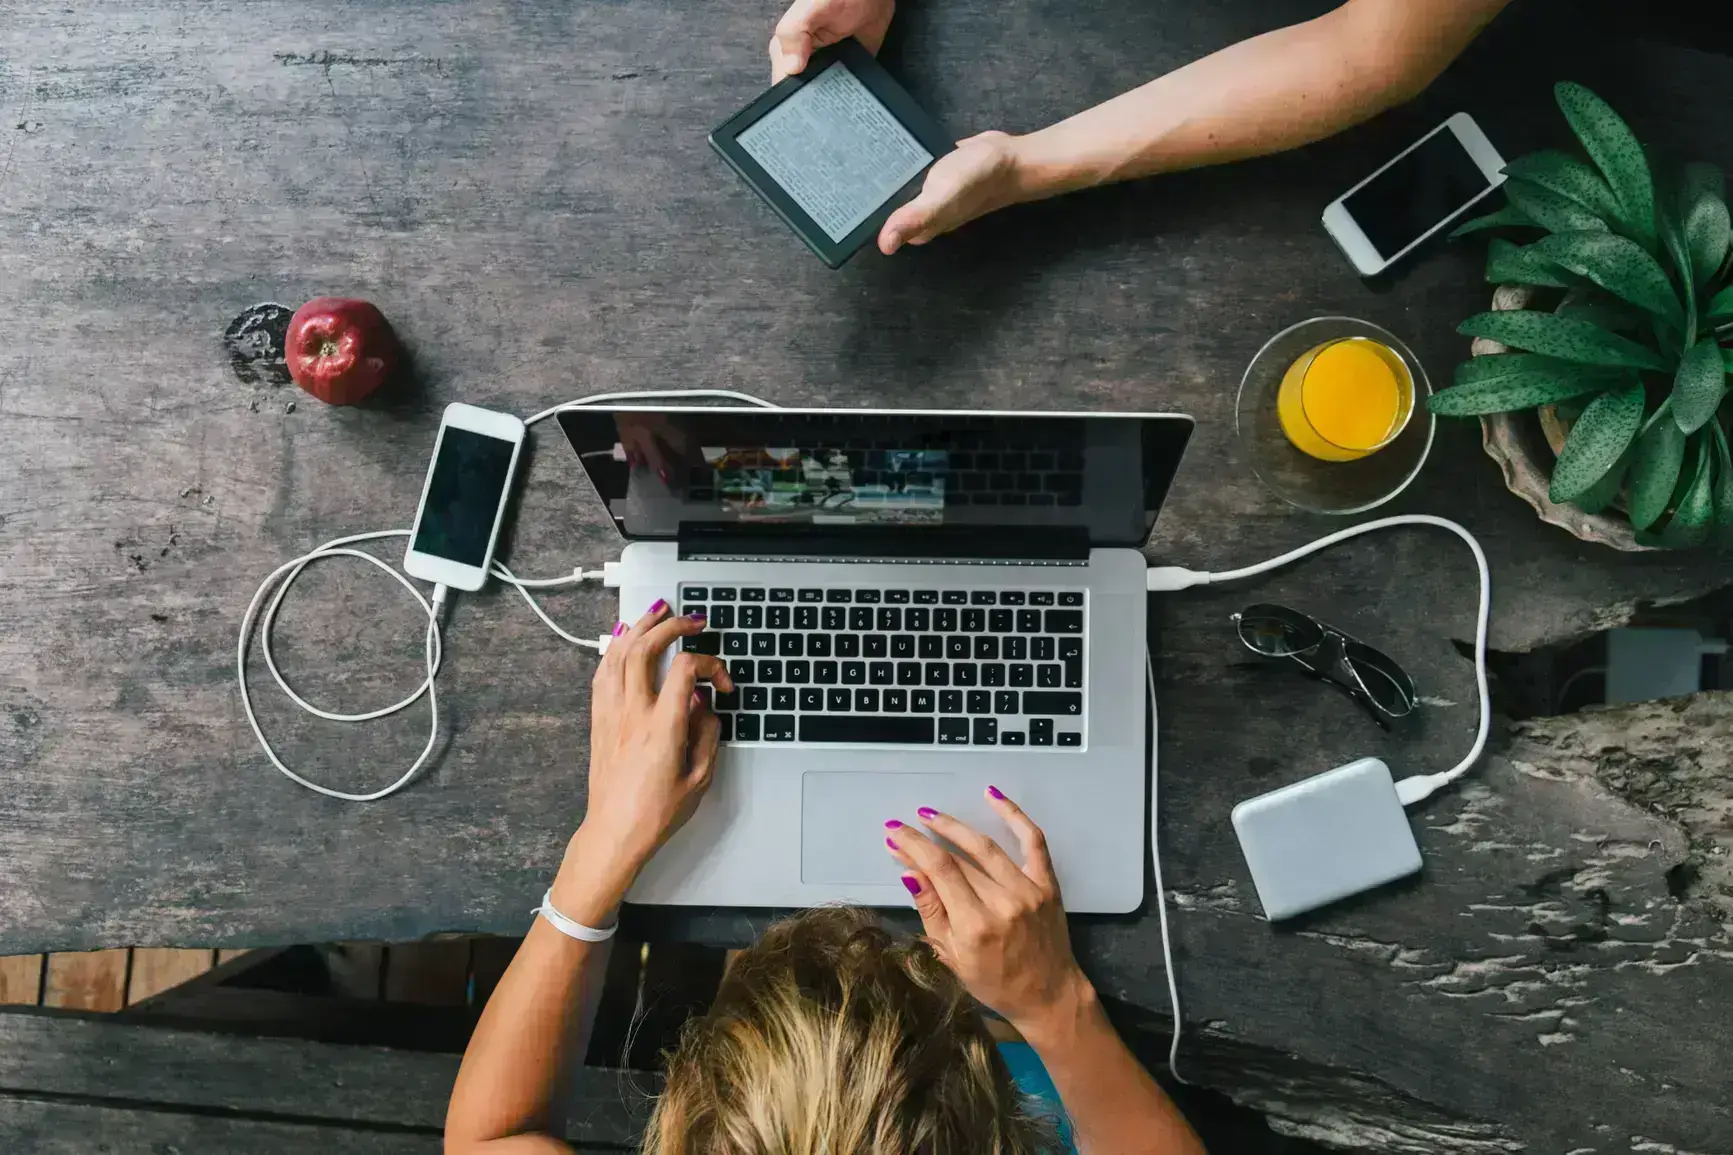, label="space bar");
[799,716,935,744]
